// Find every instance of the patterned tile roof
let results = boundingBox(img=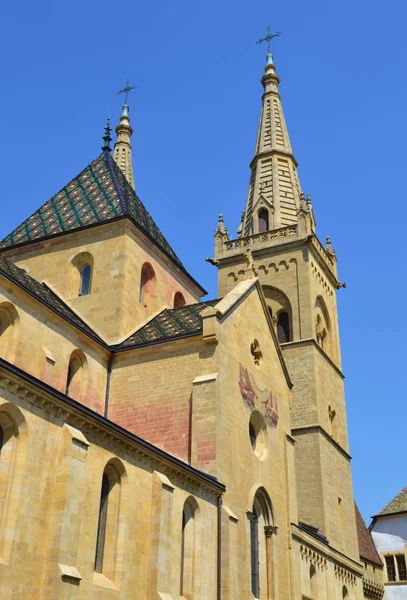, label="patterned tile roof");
[355,503,382,566]
[378,485,407,516]
[0,254,104,345]
[0,152,183,269]
[118,299,221,349]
